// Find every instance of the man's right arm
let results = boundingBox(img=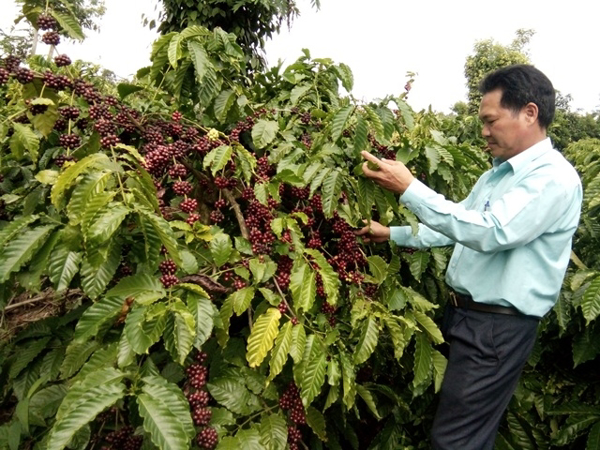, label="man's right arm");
[390,224,455,248]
